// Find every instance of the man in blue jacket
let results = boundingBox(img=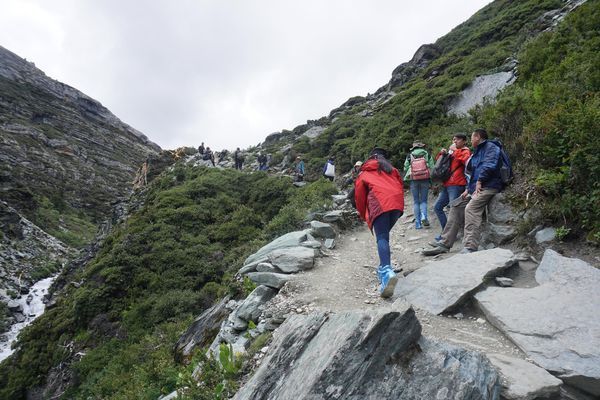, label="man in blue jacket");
[423,128,503,255]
